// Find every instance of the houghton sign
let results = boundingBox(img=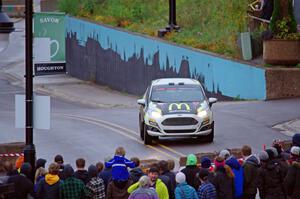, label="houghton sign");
[33,12,66,76]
